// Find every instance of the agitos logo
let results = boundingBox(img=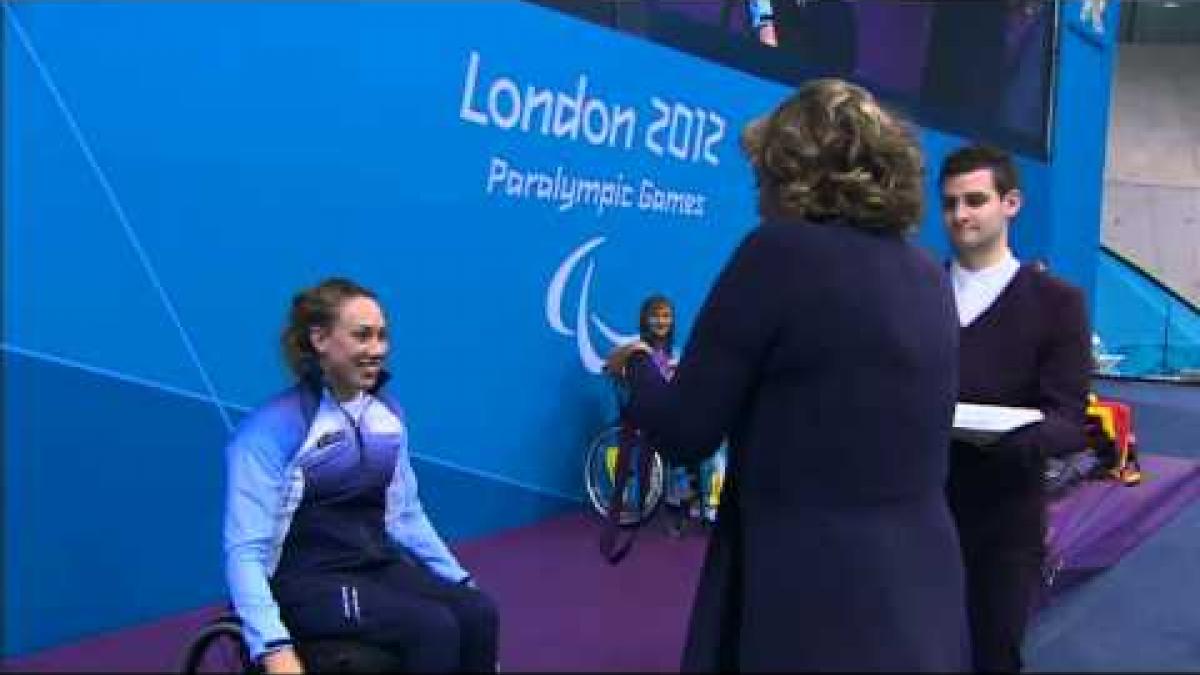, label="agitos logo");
[544,237,638,374]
